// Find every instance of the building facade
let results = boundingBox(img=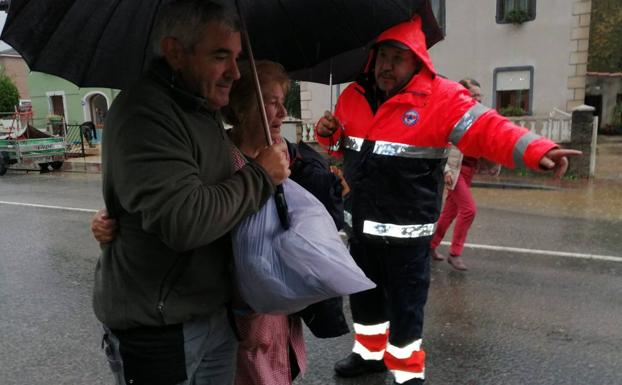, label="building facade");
[27,71,119,137]
[300,0,592,125]
[0,48,28,100]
